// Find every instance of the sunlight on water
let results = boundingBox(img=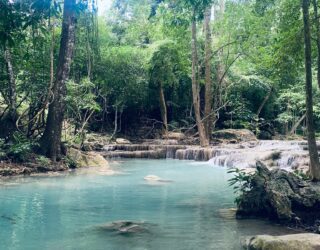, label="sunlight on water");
[0,159,297,250]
